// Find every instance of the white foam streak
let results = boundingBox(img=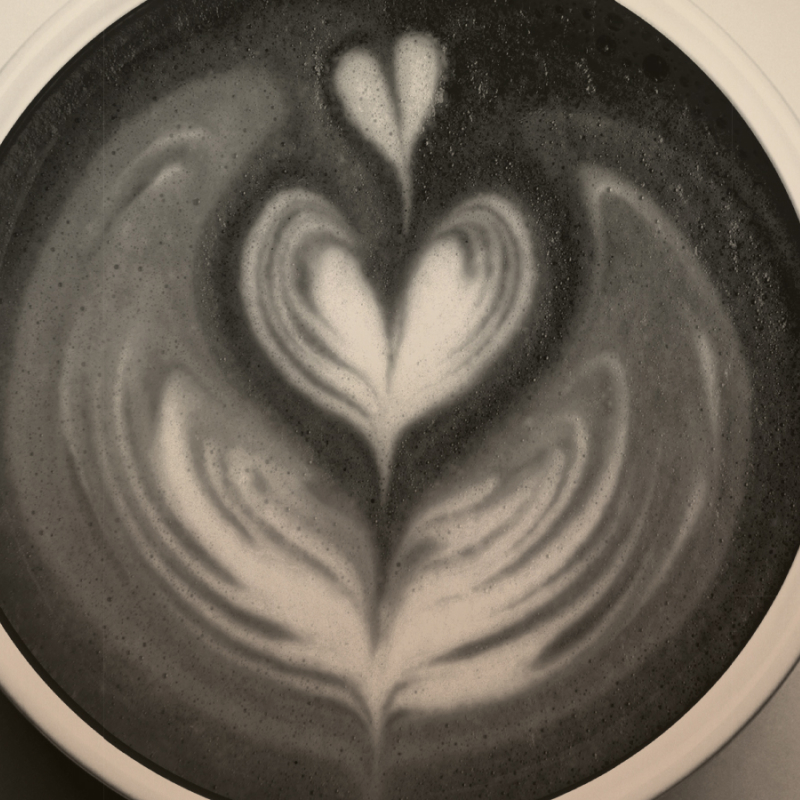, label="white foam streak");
[309,243,389,394]
[333,49,404,183]
[148,374,375,692]
[371,358,629,719]
[694,325,722,443]
[395,34,444,156]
